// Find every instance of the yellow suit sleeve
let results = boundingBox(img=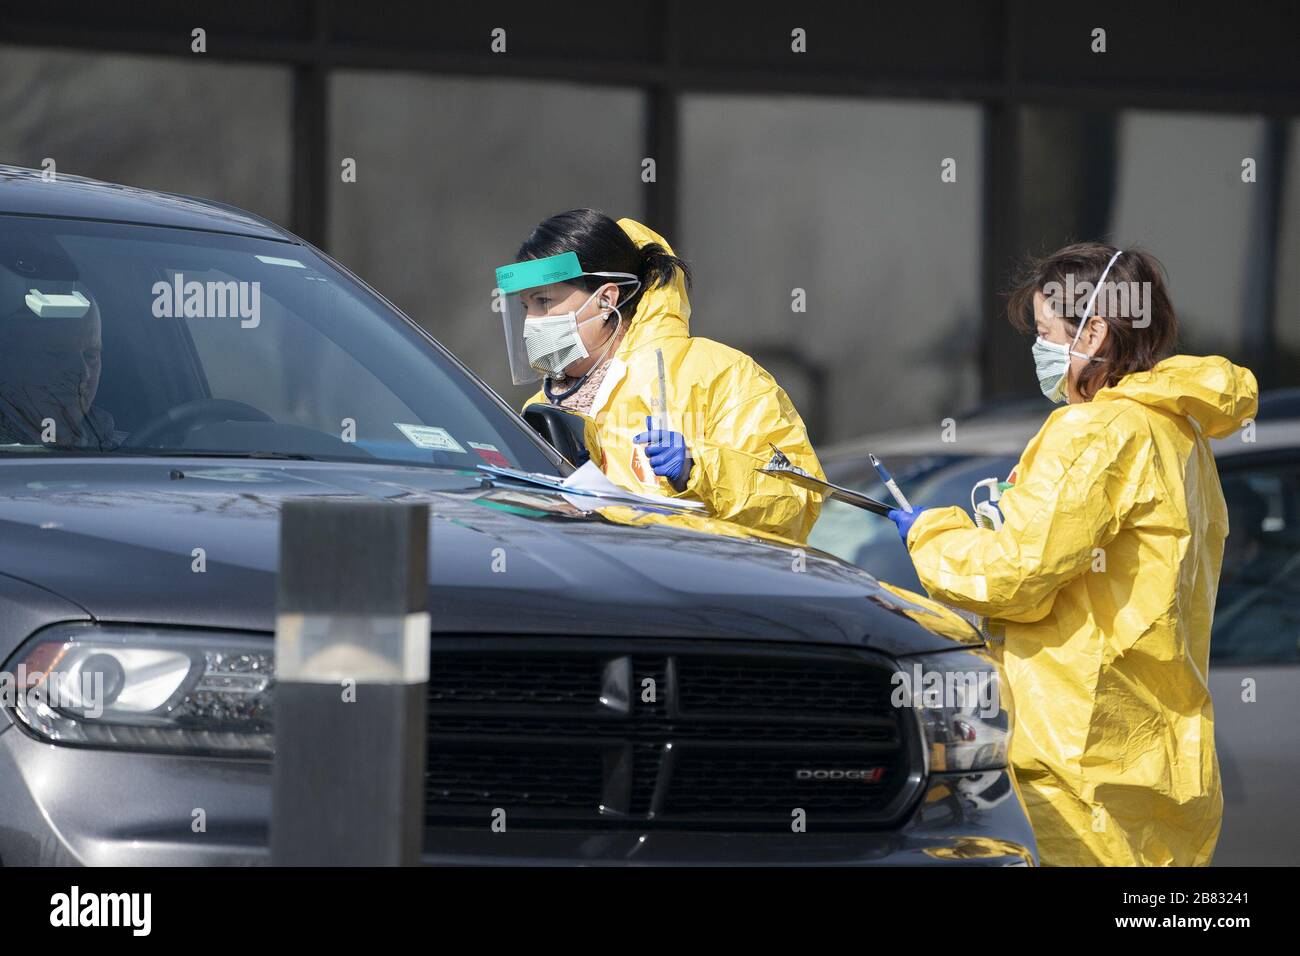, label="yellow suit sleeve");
[906,407,1154,622]
[678,377,824,544]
